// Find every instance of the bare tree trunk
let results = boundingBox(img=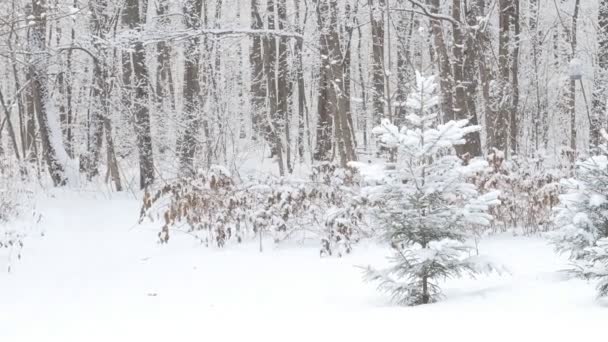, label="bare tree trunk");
[492,0,512,154]
[178,0,203,176]
[104,118,122,191]
[294,0,309,160]
[427,0,455,123]
[510,0,520,155]
[369,0,385,123]
[155,0,176,154]
[315,0,336,162]
[529,0,548,151]
[452,0,481,157]
[264,0,286,175]
[395,12,413,126]
[357,19,369,150]
[250,0,266,139]
[7,17,27,160]
[314,0,356,166]
[30,0,68,186]
[82,1,110,180]
[278,0,292,173]
[122,0,155,188]
[568,0,581,155]
[23,13,38,164]
[592,0,608,149]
